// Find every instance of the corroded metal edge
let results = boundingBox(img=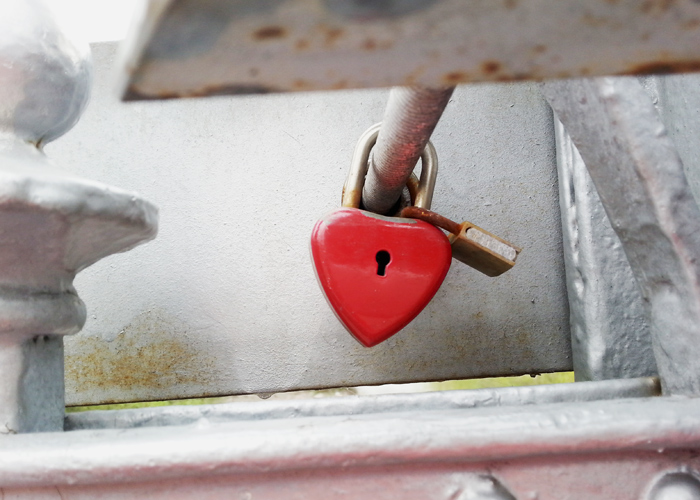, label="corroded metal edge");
[119,0,700,100]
